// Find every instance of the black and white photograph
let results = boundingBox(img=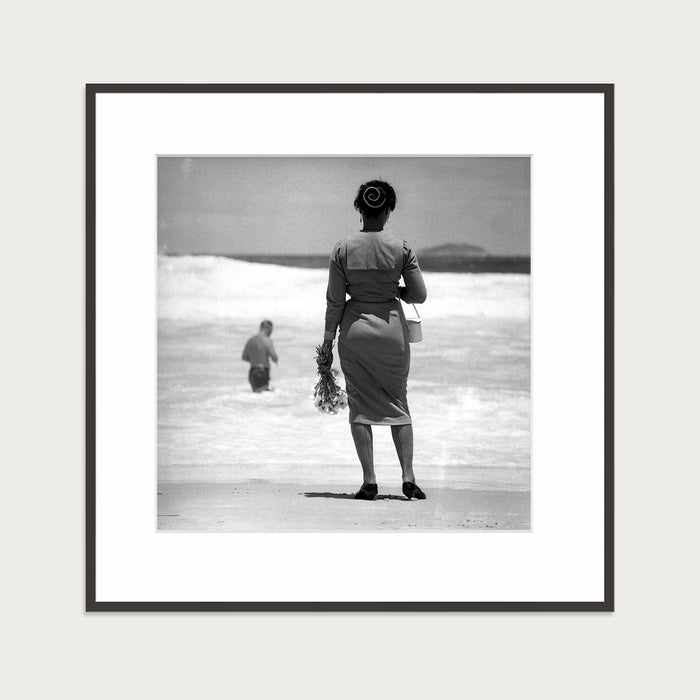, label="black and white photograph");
[157,156,531,532]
